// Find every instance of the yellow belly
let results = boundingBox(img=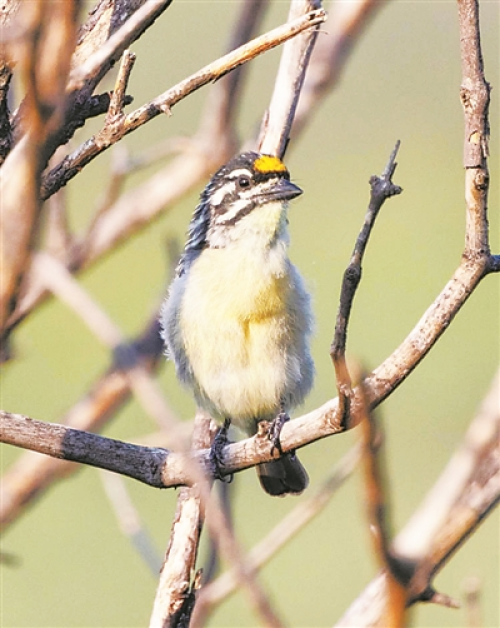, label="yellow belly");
[180,245,299,431]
